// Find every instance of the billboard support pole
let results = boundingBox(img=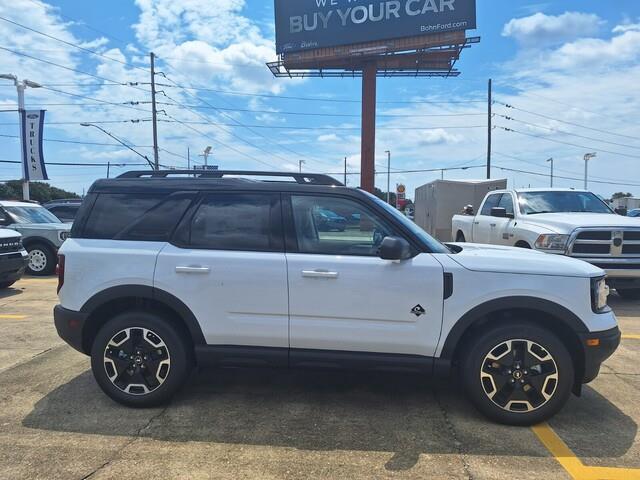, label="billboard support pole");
[361,61,377,193]
[486,78,492,179]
